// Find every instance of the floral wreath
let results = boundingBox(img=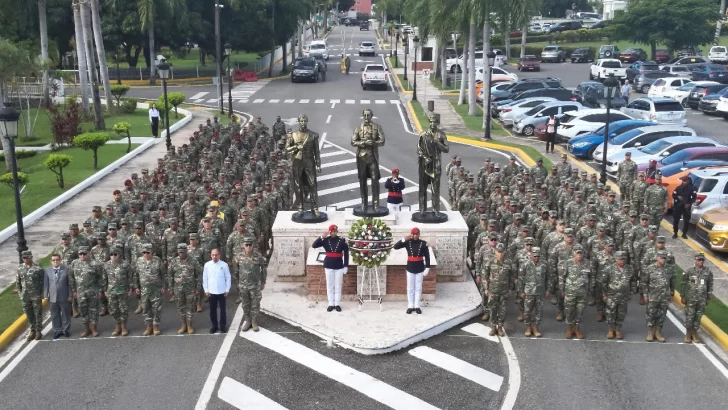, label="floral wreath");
[347,217,393,268]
